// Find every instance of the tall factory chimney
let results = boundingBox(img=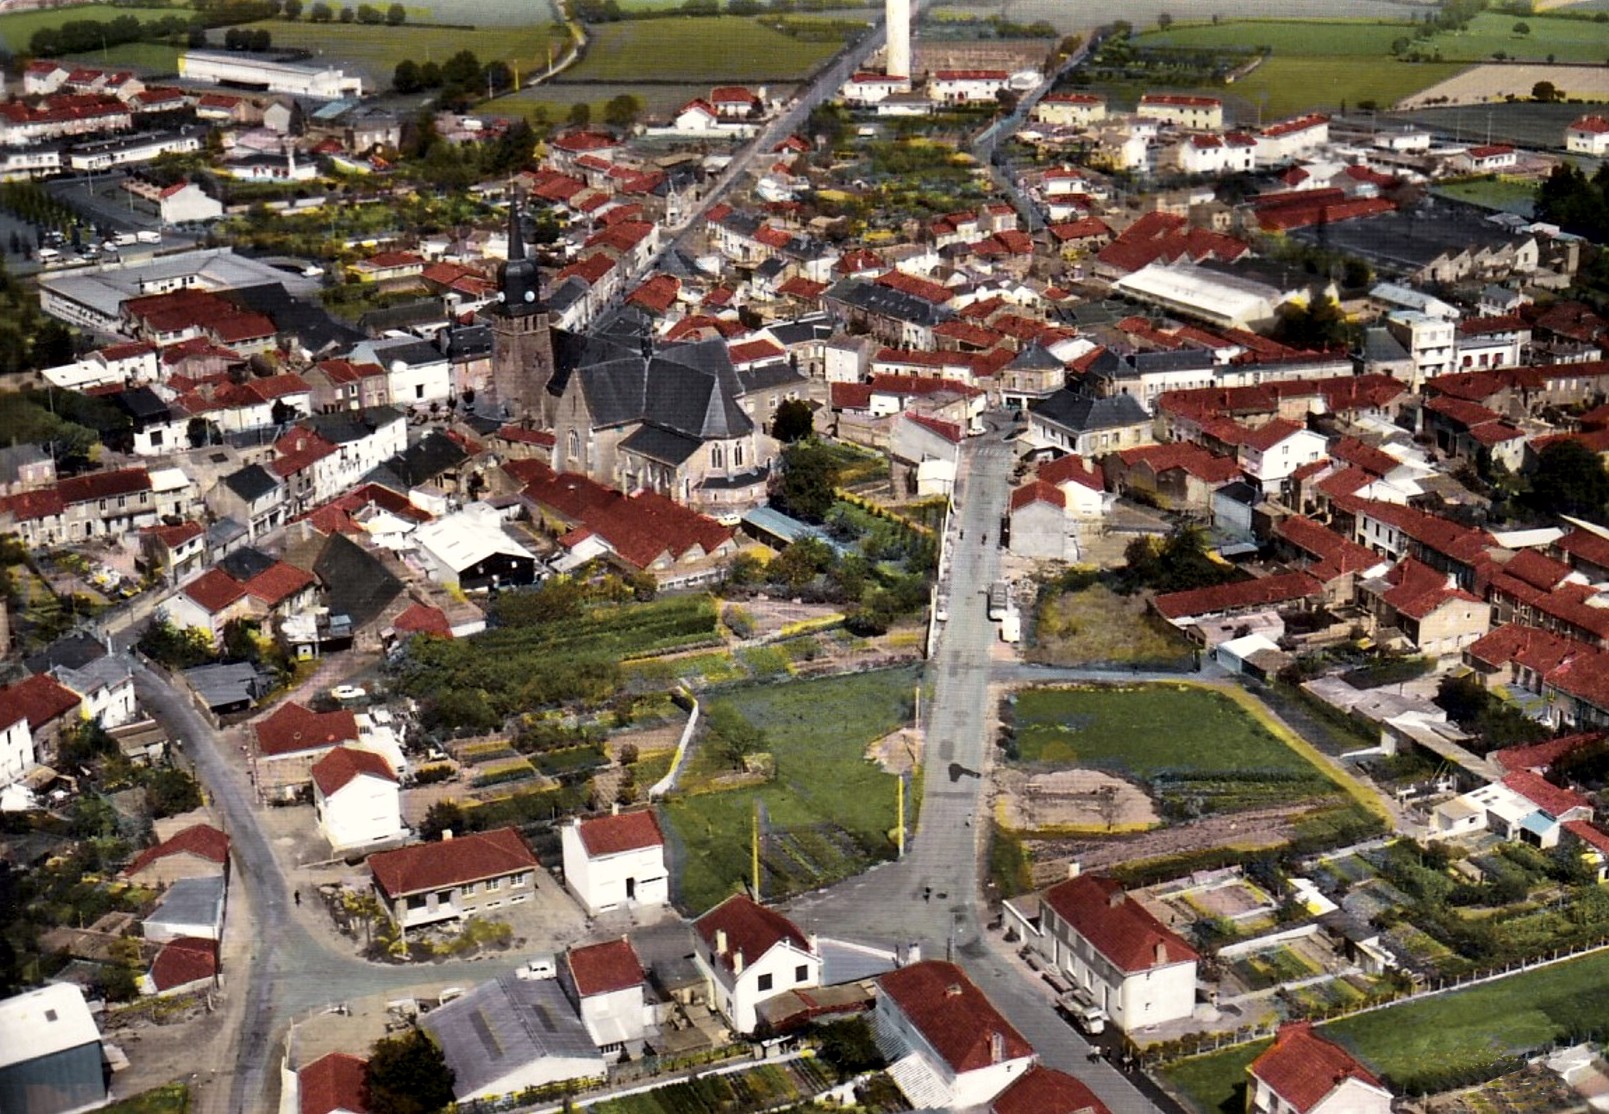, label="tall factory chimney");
[885,0,910,79]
